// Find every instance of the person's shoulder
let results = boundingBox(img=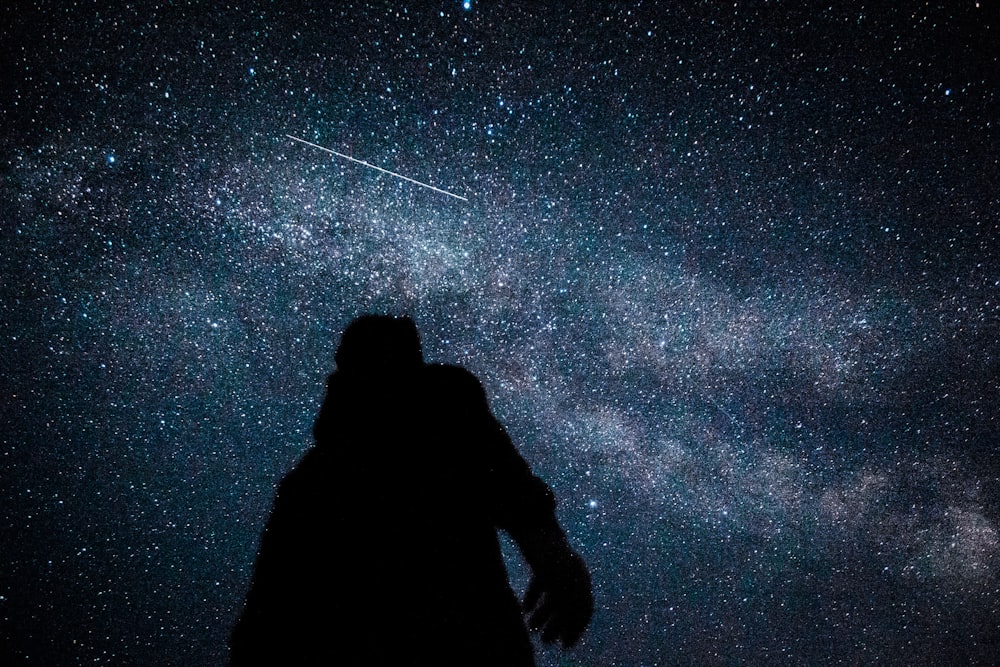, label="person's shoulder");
[278,446,329,491]
[422,363,488,399]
